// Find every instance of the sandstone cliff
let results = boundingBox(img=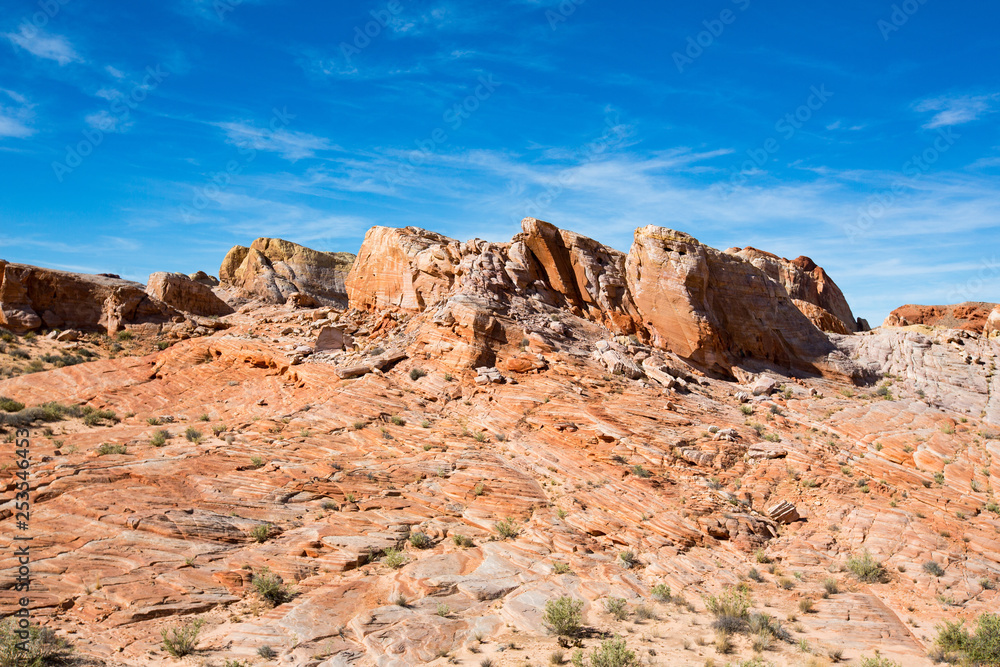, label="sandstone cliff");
[219,237,355,306]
